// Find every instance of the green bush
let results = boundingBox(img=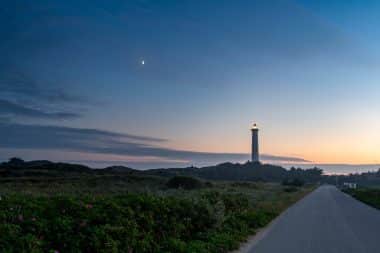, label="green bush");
[284,187,298,193]
[166,176,203,190]
[282,178,304,187]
